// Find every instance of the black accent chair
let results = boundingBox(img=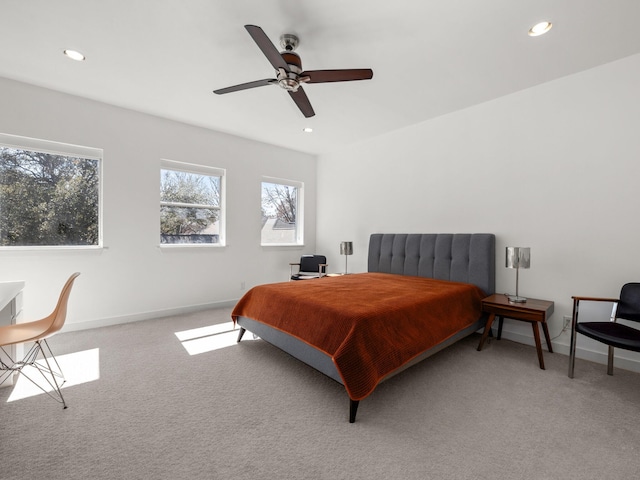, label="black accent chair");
[568,282,640,378]
[289,255,328,281]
